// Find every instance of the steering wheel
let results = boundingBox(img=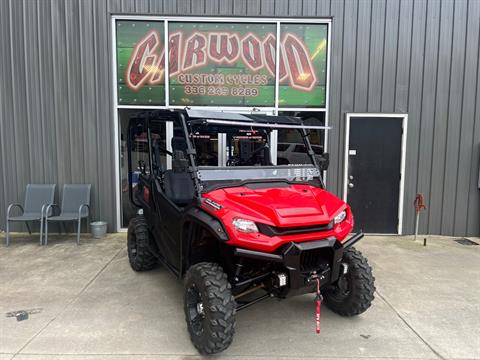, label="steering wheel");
[226,157,241,166]
[242,144,269,165]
